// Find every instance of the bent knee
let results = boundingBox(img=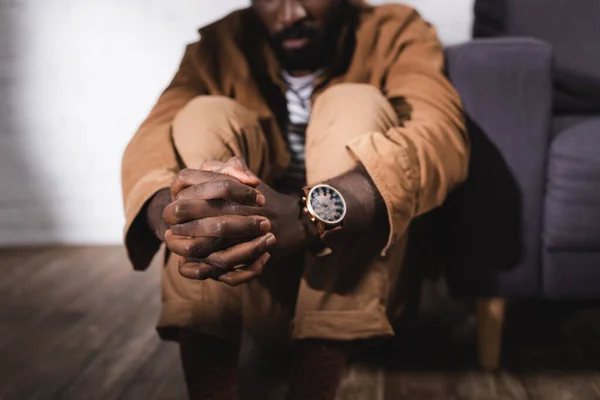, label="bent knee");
[173,95,259,138]
[180,95,241,114]
[314,83,385,109]
[172,95,267,171]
